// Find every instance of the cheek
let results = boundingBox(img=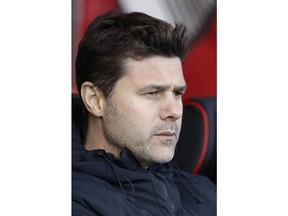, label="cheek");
[115,95,160,129]
[126,107,153,128]
[125,98,157,118]
[125,105,158,134]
